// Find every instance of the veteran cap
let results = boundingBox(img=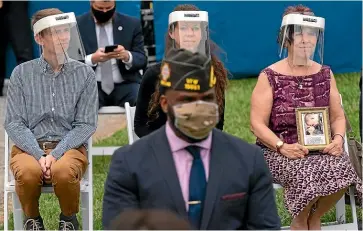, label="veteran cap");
[159,48,216,93]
